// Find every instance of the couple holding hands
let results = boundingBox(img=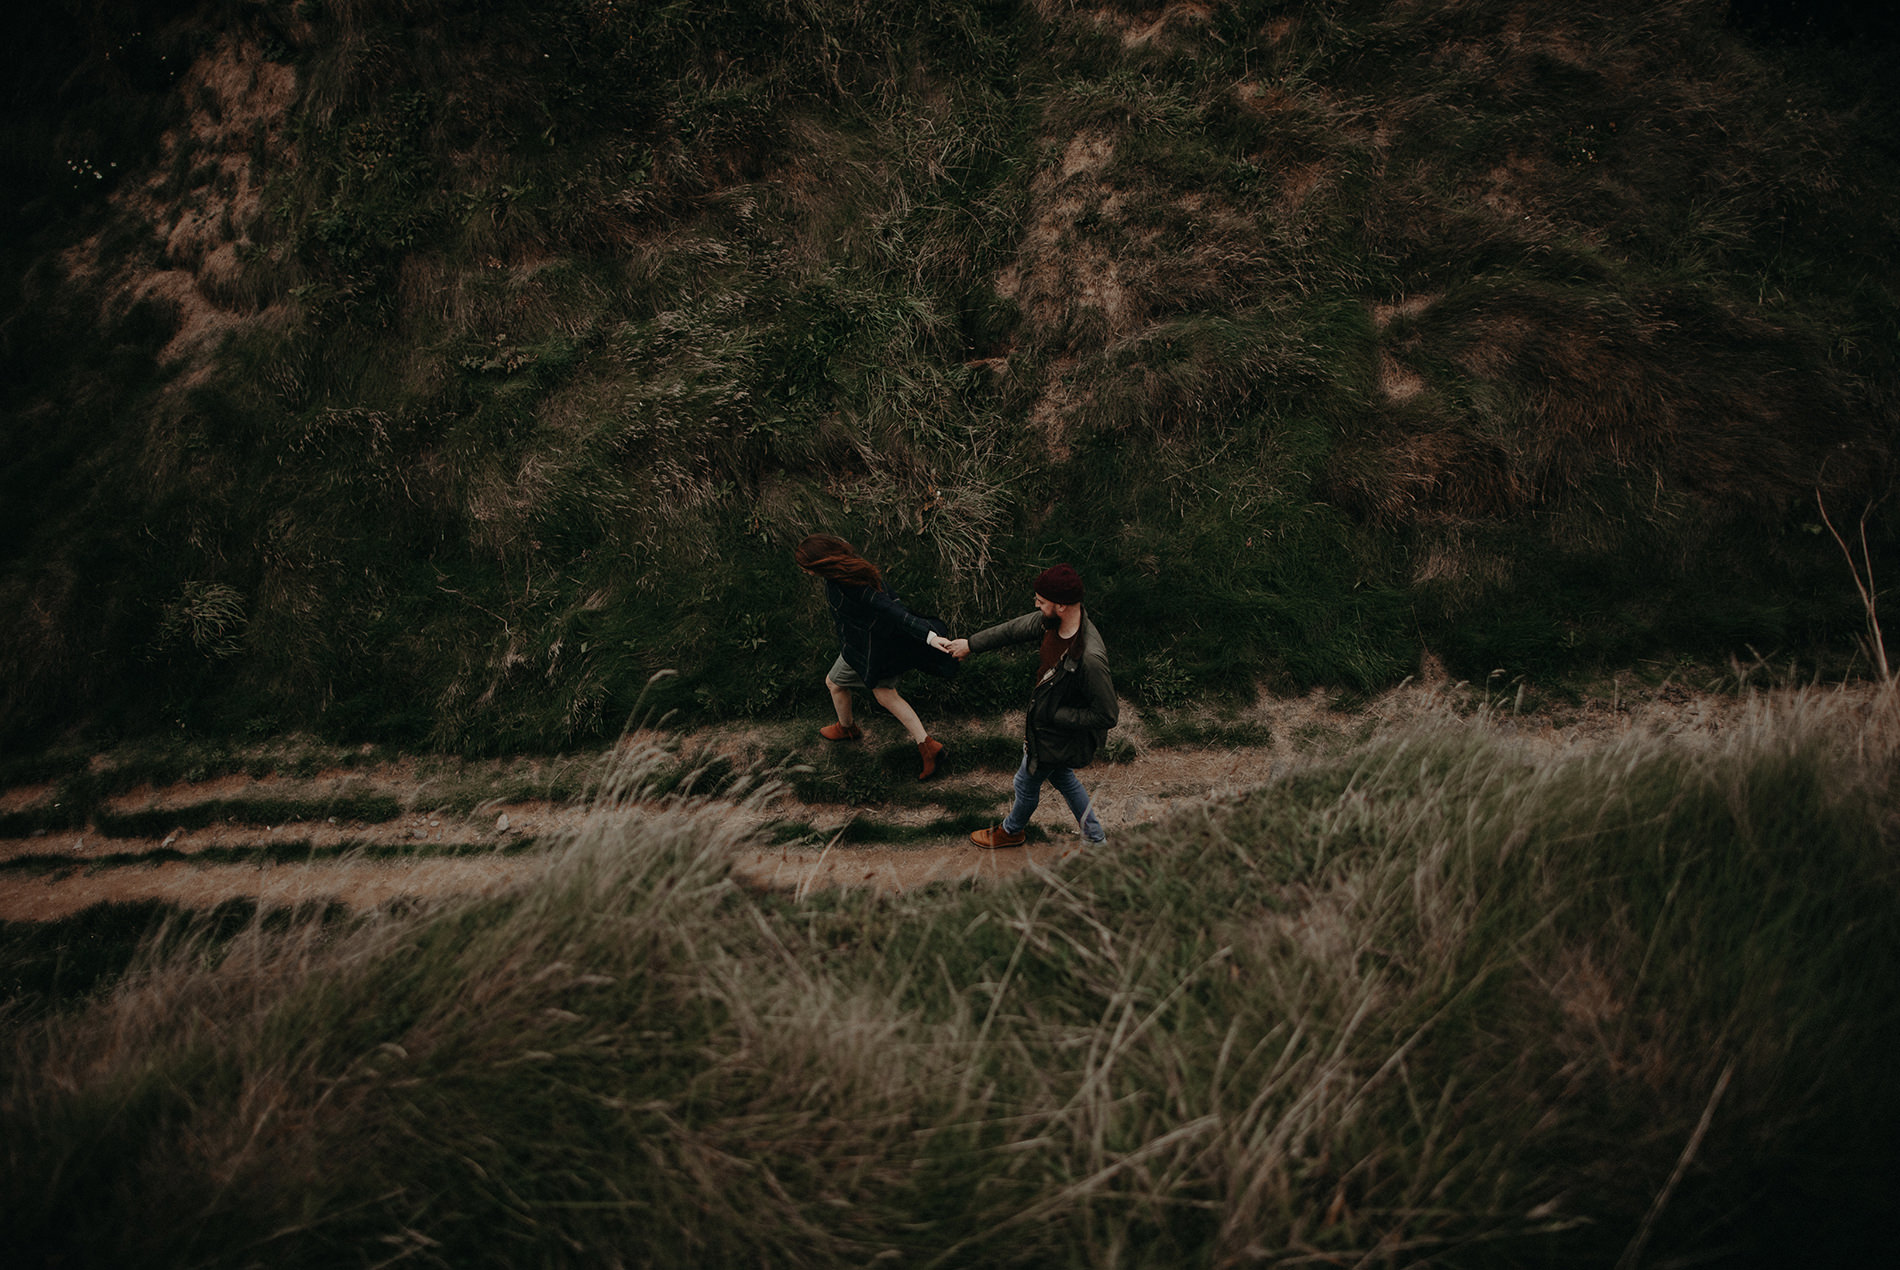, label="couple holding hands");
[794,533,1117,848]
